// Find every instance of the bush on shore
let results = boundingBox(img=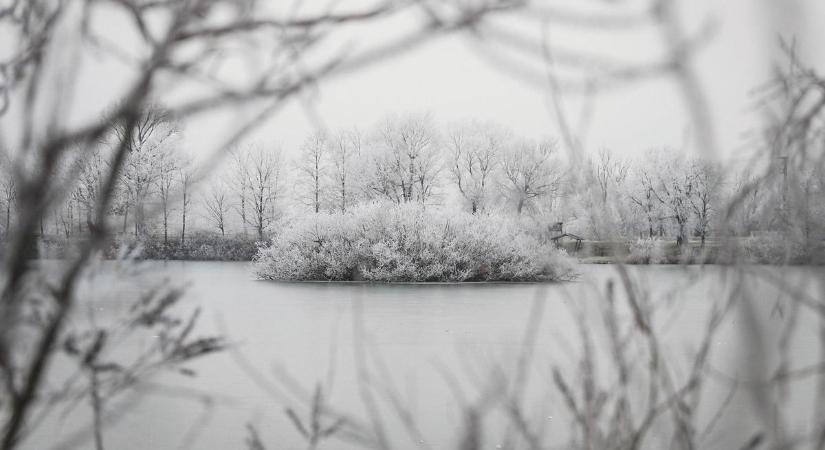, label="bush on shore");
[625,238,669,264]
[253,203,575,282]
[574,235,825,265]
[131,232,261,261]
[33,232,261,261]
